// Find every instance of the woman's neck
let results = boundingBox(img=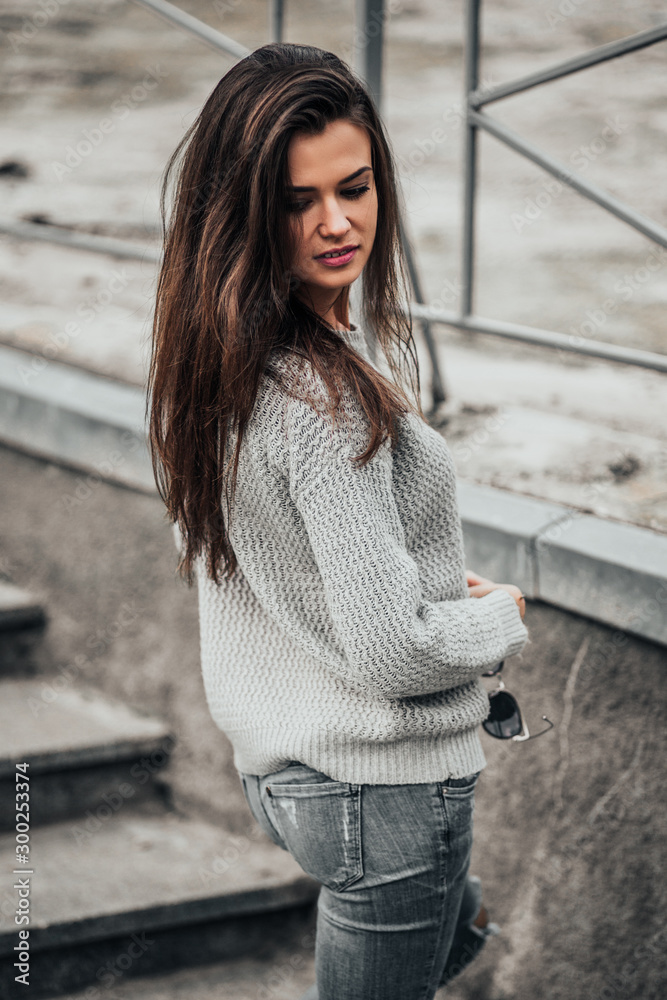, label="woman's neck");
[294,287,350,331]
